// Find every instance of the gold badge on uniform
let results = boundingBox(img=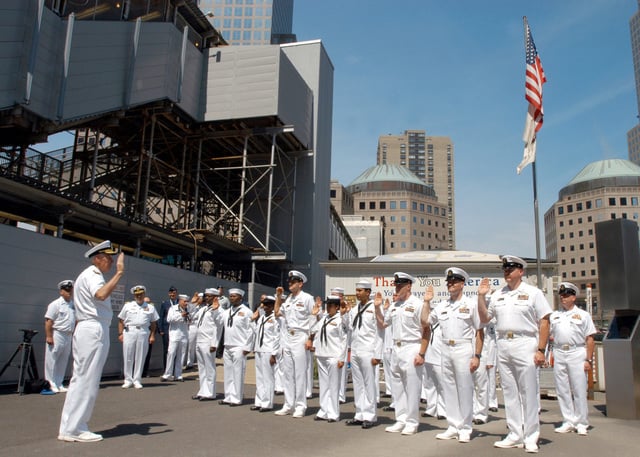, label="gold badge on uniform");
[517,295,529,300]
[572,314,582,320]
[405,306,415,312]
[459,307,469,314]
